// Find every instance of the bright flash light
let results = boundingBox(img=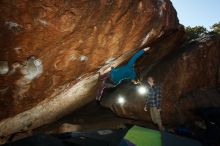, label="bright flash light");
[137,86,148,95]
[117,96,125,105]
